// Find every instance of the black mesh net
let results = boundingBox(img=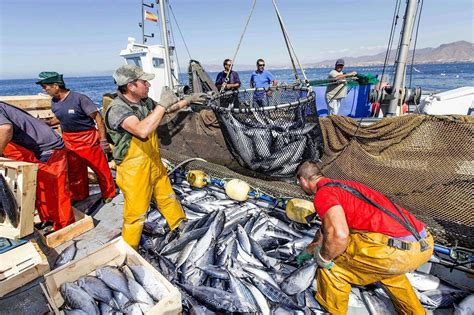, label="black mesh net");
[208,86,323,179]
